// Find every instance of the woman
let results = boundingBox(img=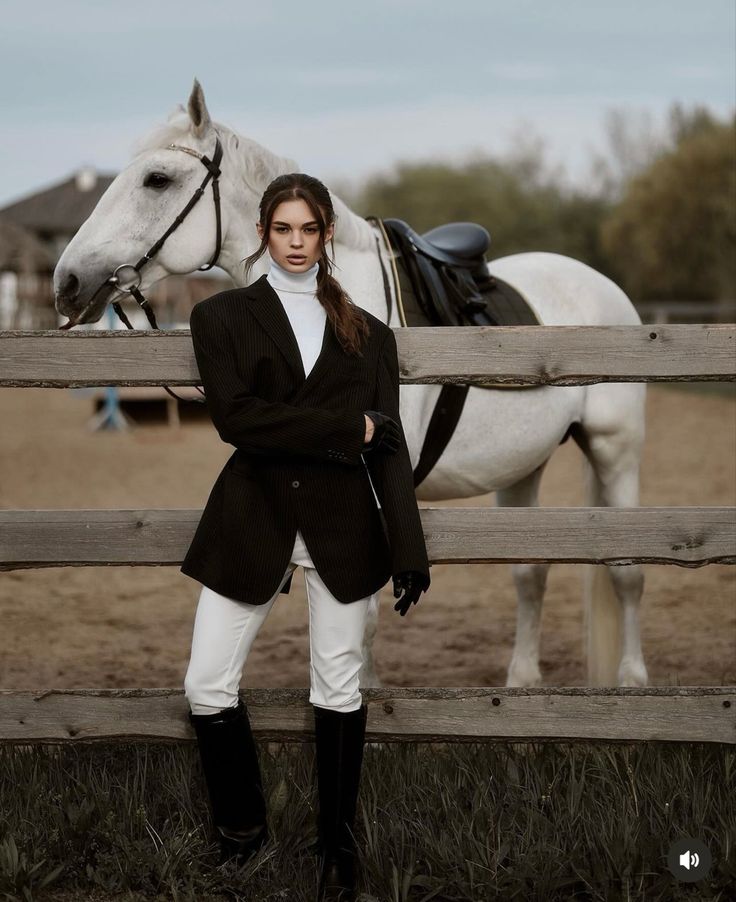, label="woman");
[181,173,430,899]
